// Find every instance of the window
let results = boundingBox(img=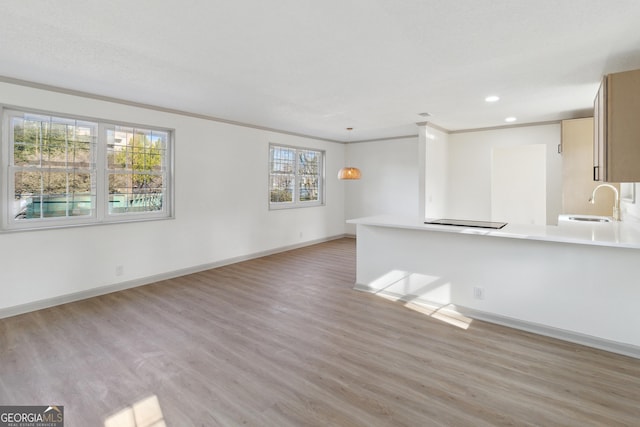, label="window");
[269,144,324,209]
[3,108,173,230]
[9,113,97,222]
[106,125,168,215]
